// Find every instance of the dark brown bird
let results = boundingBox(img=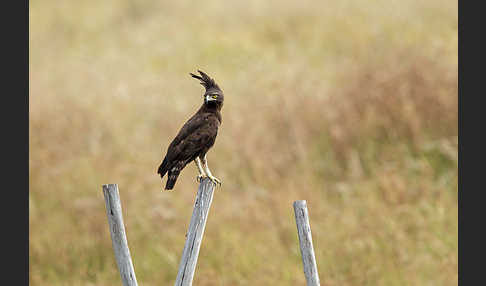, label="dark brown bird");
[157,70,224,190]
